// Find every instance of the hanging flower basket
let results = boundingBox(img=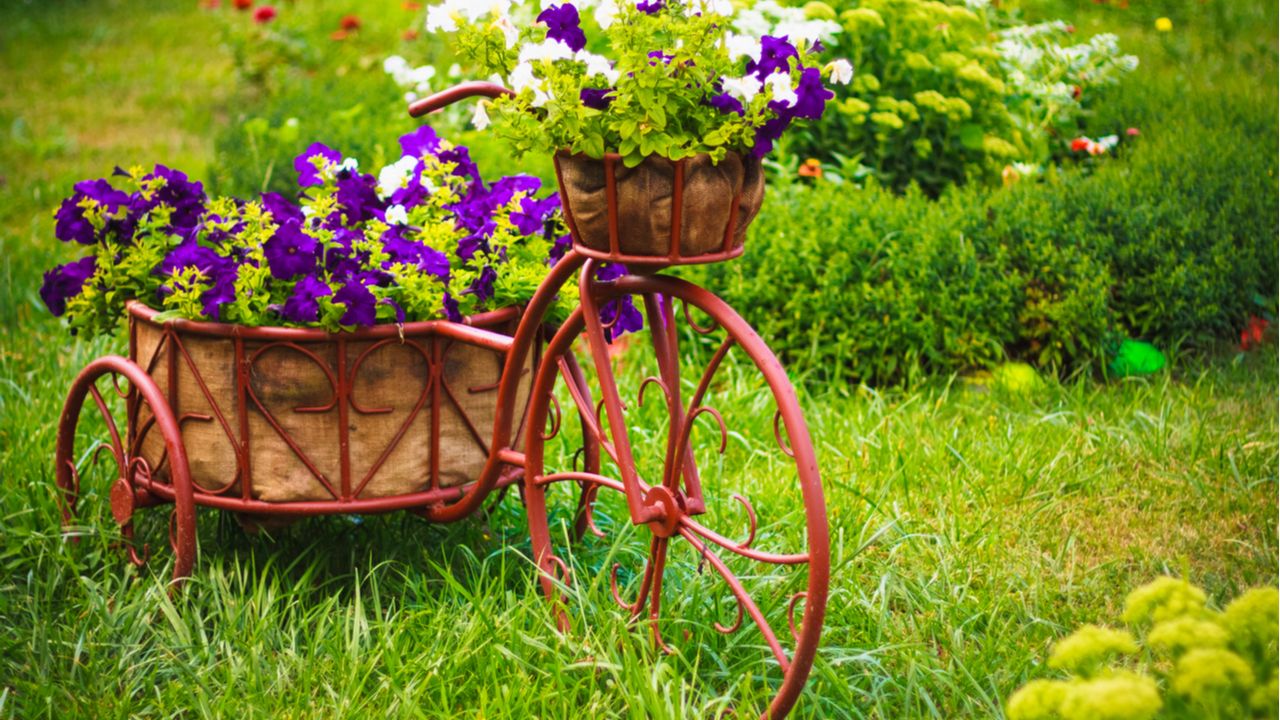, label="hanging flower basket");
[554,149,765,262]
